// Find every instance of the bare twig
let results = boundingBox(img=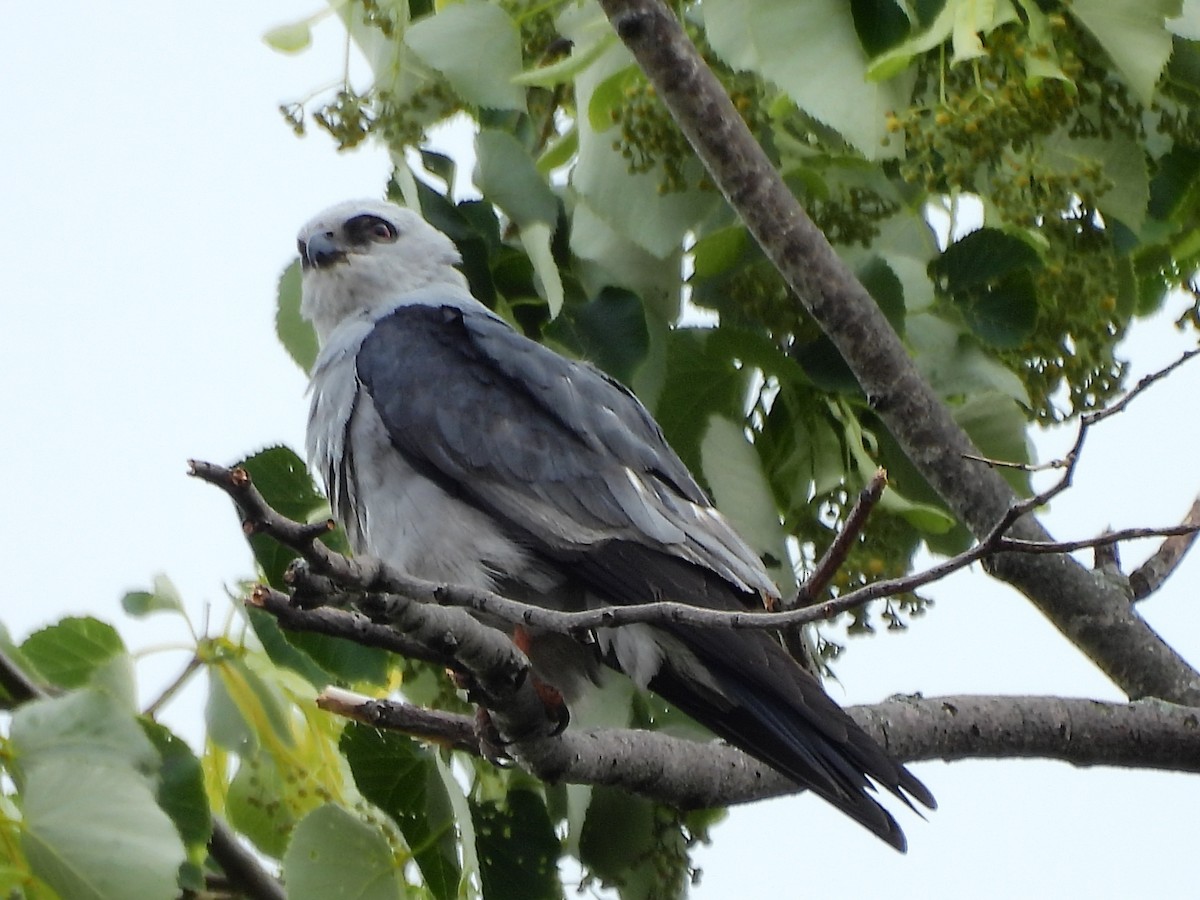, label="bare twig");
[195,460,1198,640]
[794,468,888,608]
[208,821,286,900]
[143,655,202,719]
[960,452,1070,473]
[317,687,480,754]
[1130,494,1200,601]
[969,348,1200,509]
[996,526,1200,556]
